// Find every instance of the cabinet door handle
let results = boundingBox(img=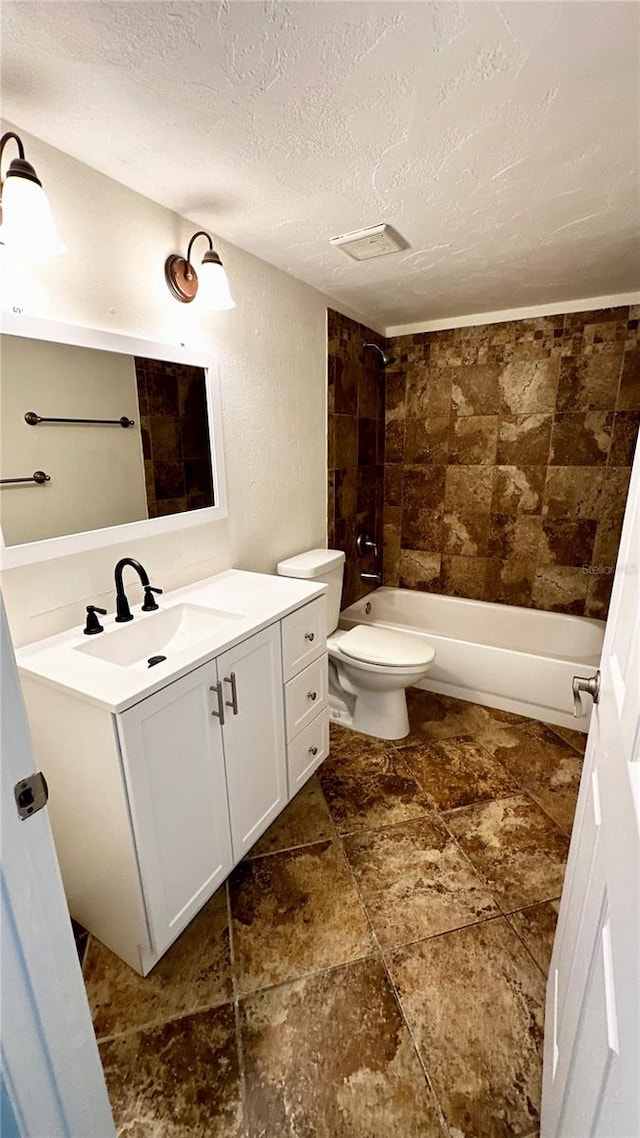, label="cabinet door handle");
[209,682,225,725]
[307,691,317,701]
[309,745,318,756]
[304,631,315,642]
[224,672,239,715]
